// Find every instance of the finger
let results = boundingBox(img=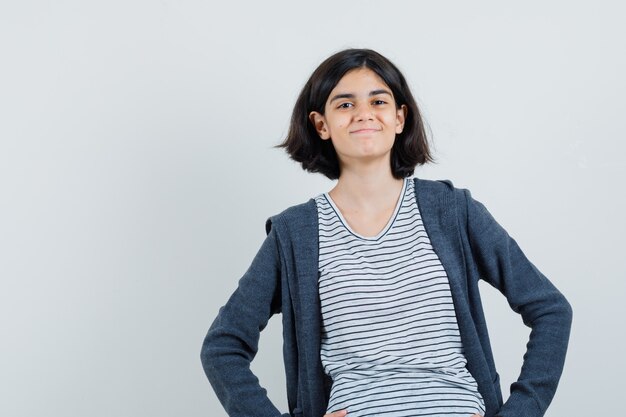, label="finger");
[324,410,348,417]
